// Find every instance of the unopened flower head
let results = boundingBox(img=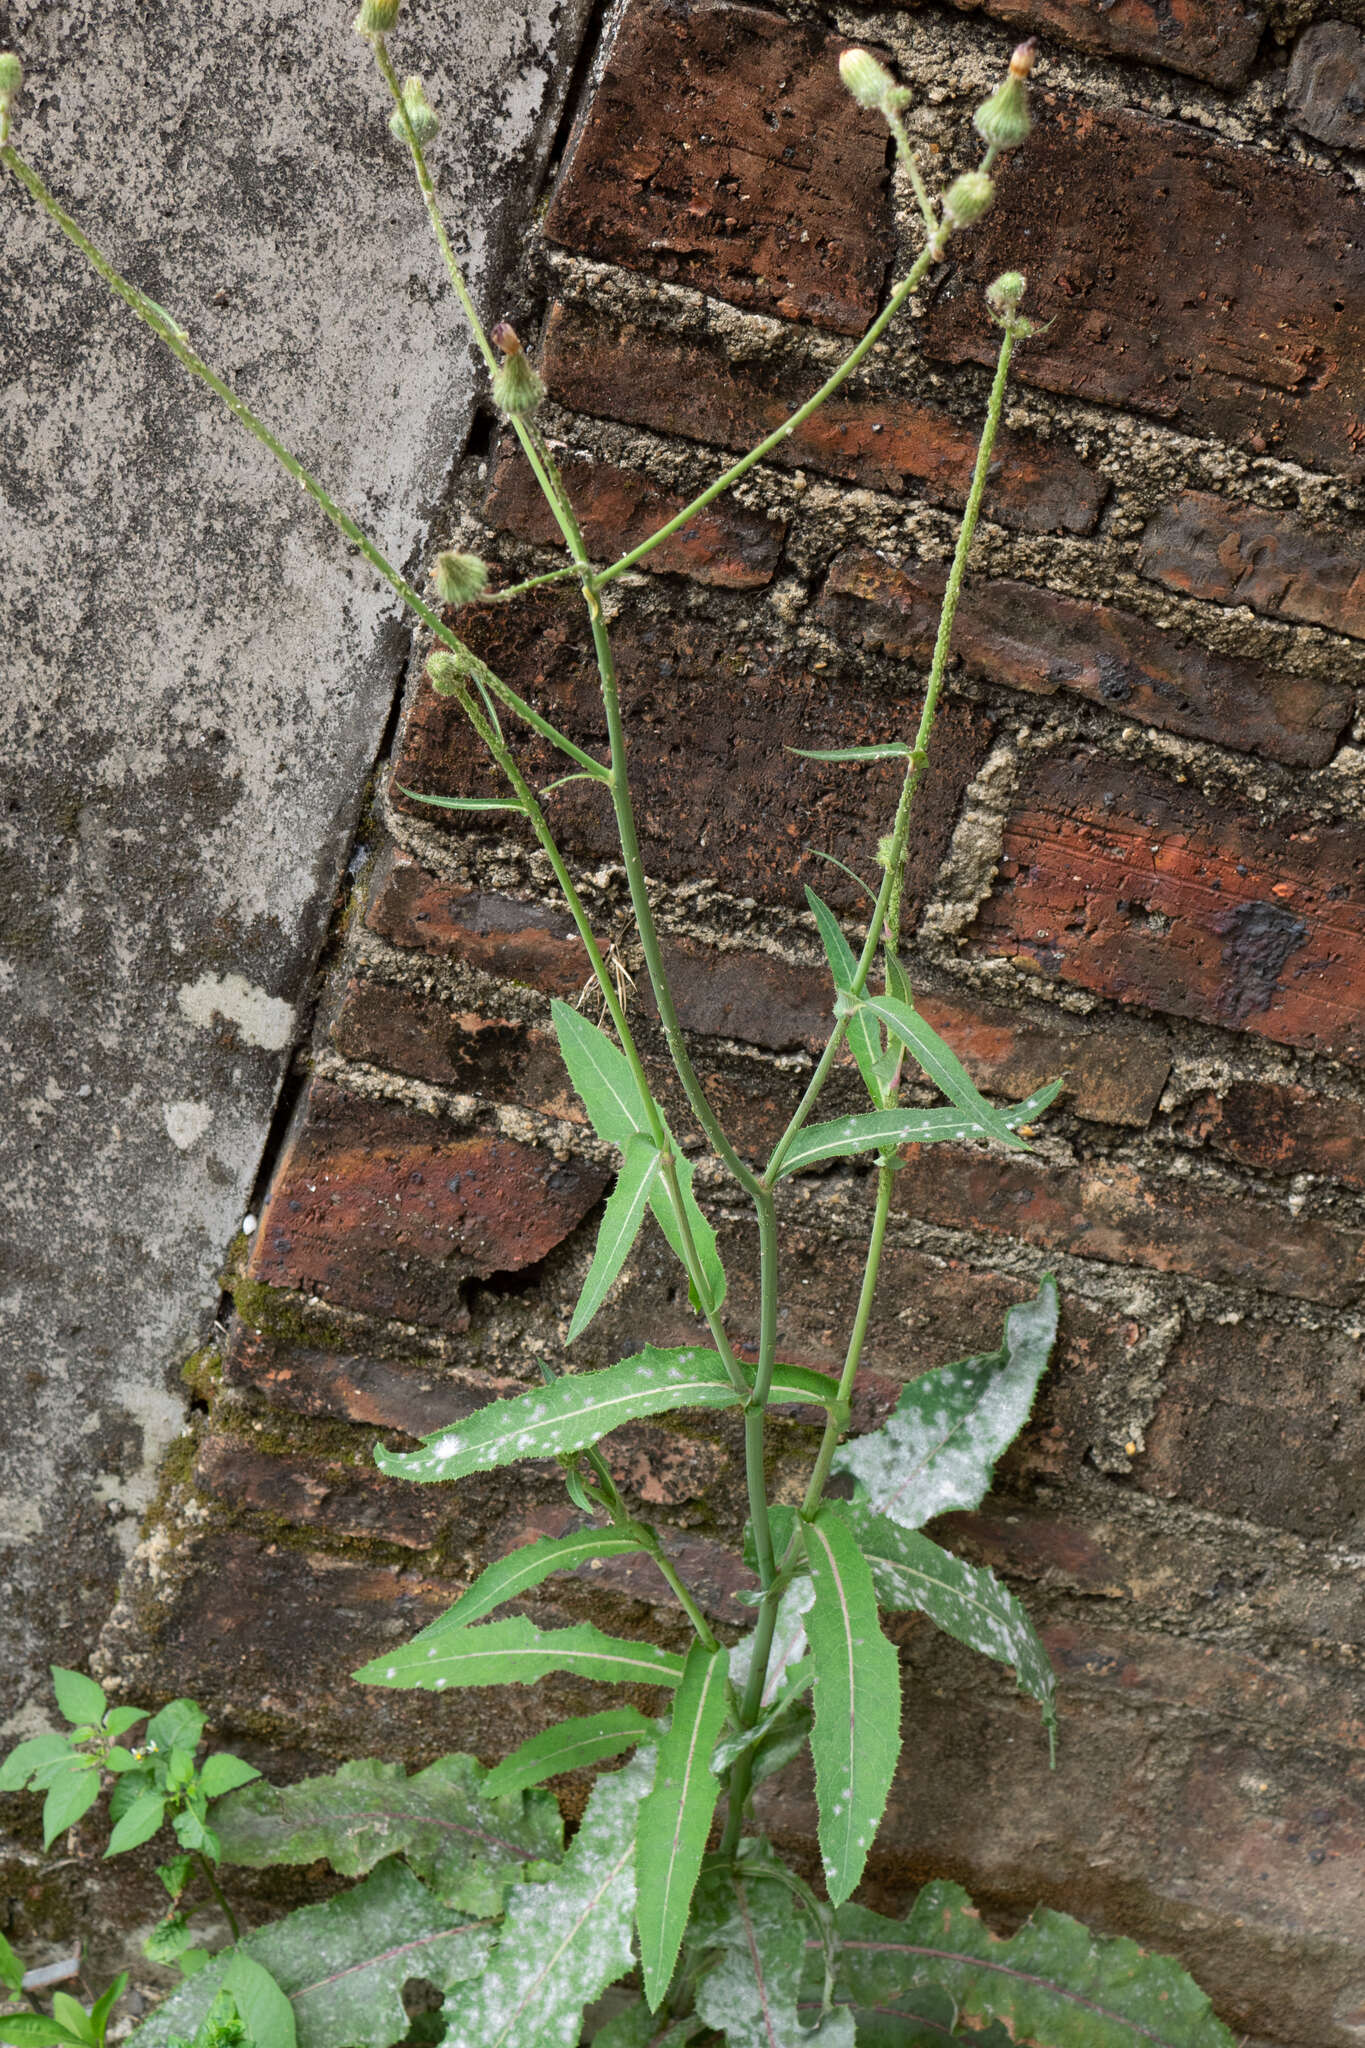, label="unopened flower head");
[353,0,400,35]
[427,649,473,695]
[390,75,438,147]
[943,170,994,229]
[430,551,488,606]
[974,40,1035,151]
[986,269,1027,318]
[490,323,545,416]
[838,47,895,111]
